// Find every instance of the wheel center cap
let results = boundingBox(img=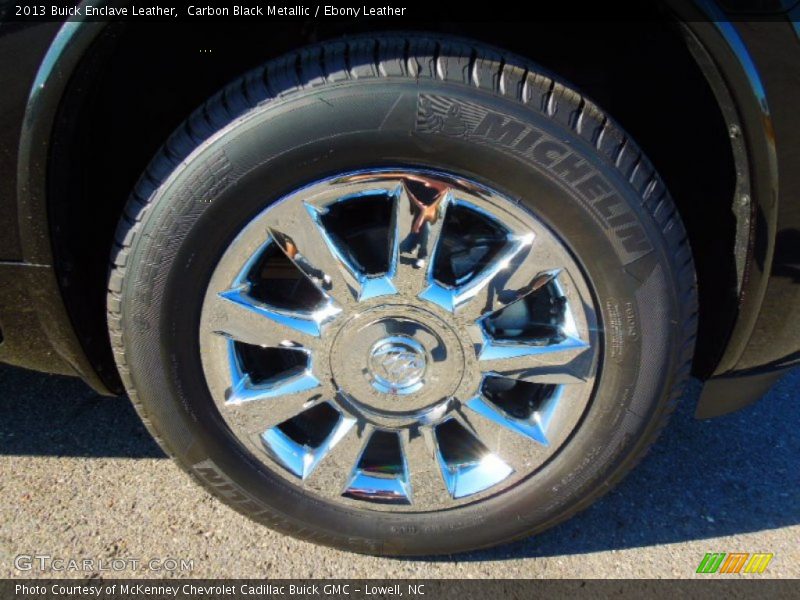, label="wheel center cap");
[328,304,472,420]
[368,336,427,395]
